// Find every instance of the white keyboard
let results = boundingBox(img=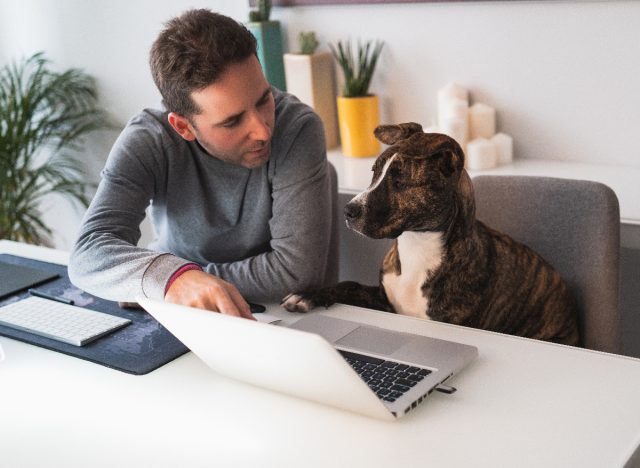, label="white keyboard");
[0,296,131,346]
